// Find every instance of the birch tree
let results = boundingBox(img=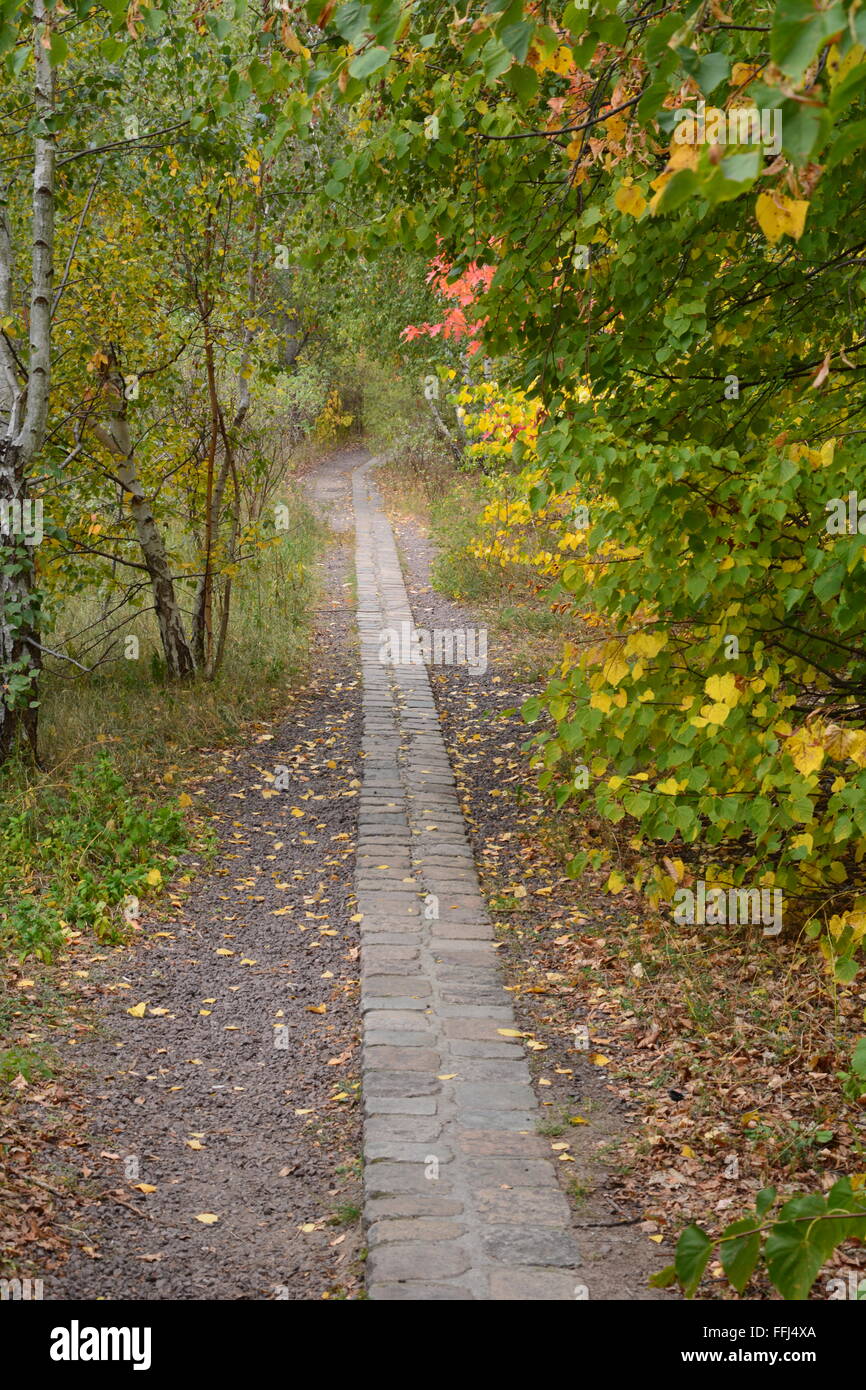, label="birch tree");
[0,0,55,759]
